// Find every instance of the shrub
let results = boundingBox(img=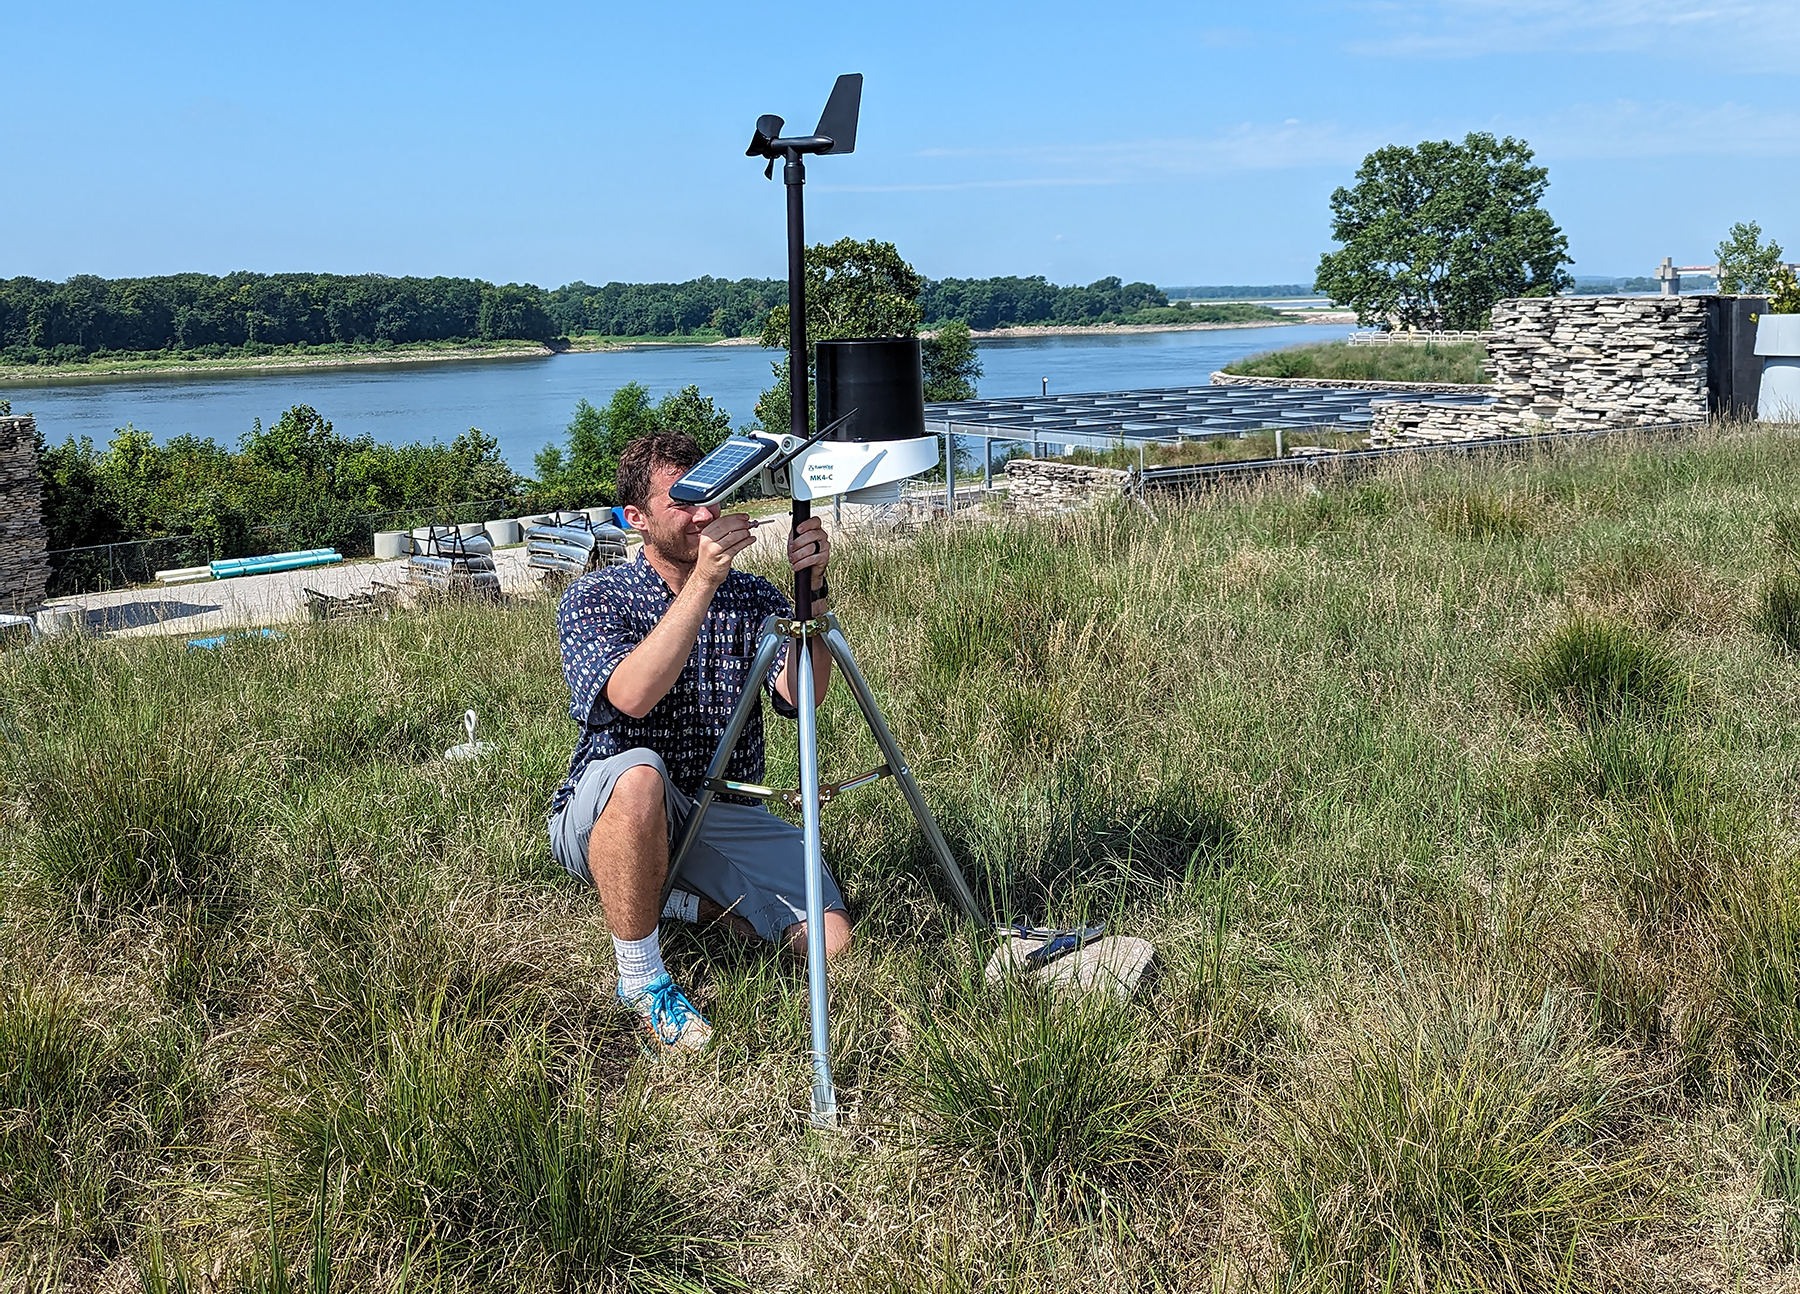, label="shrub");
[1259,974,1650,1290]
[1753,571,1800,652]
[1512,617,1686,727]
